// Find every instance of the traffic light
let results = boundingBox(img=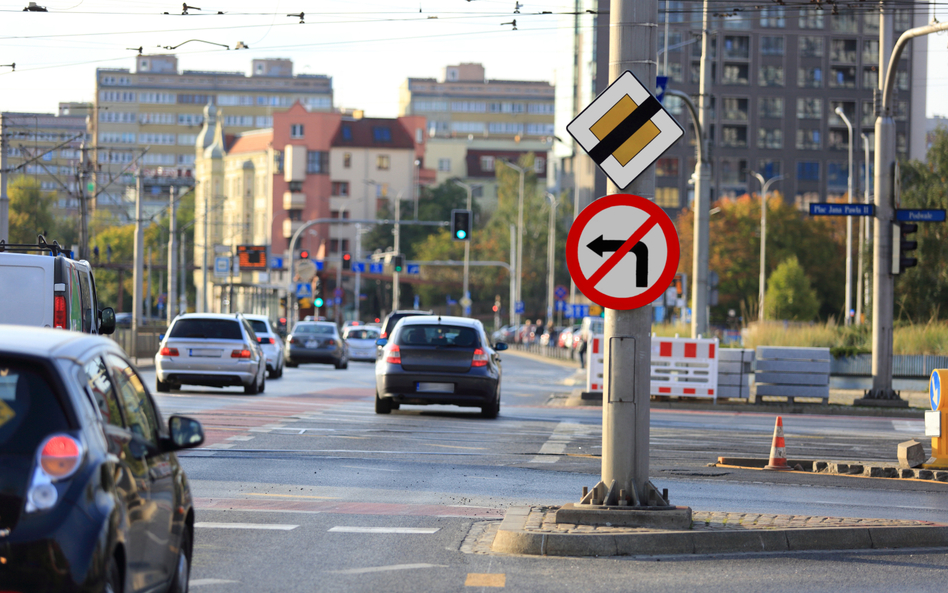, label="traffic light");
[451,209,472,241]
[342,252,351,271]
[392,254,404,273]
[492,295,501,313]
[893,222,919,274]
[314,297,324,308]
[298,249,310,260]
